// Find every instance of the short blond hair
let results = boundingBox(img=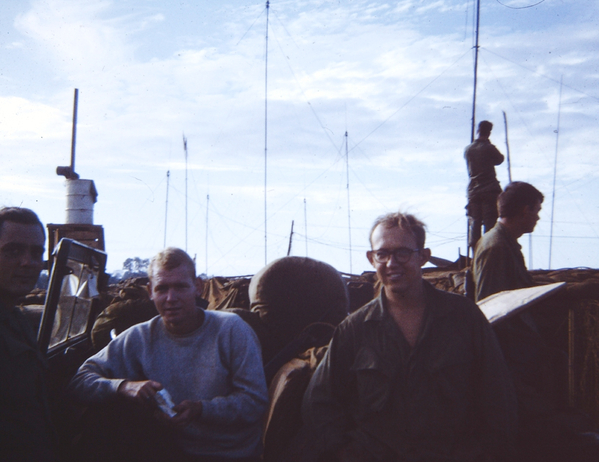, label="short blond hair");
[148,247,196,281]
[369,211,427,249]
